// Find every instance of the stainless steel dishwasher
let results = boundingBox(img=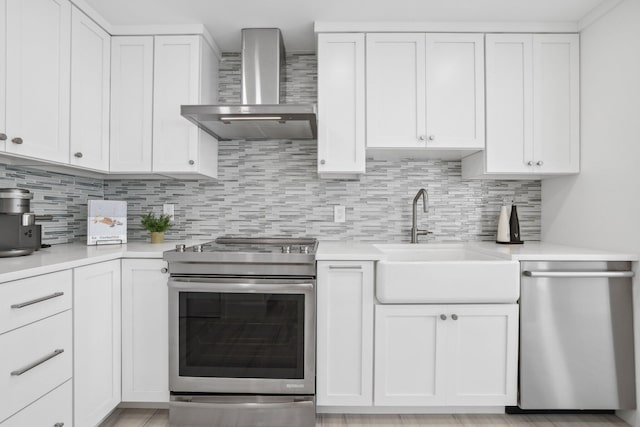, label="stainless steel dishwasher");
[519,261,636,410]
